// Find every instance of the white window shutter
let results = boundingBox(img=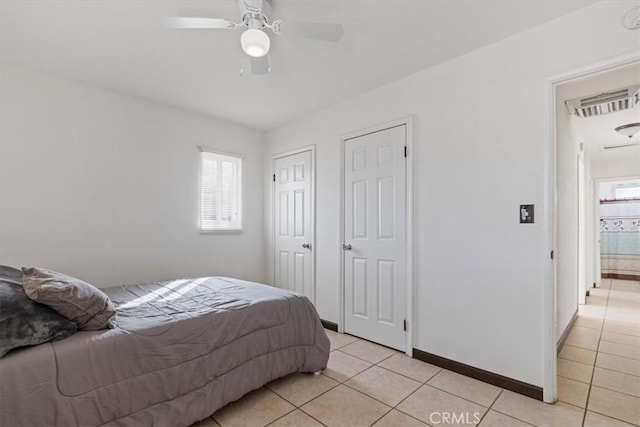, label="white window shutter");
[200,151,242,231]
